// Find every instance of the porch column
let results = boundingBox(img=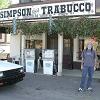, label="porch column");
[57,34,63,76]
[42,33,47,49]
[73,37,79,61]
[21,35,26,66]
